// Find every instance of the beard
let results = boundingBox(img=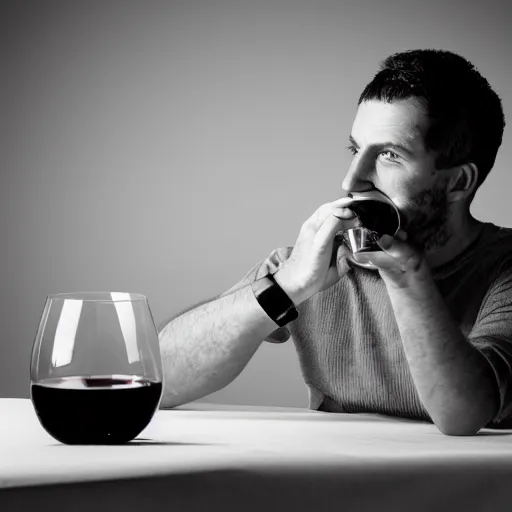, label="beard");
[400,177,451,253]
